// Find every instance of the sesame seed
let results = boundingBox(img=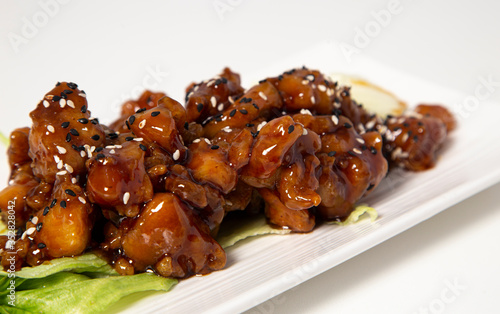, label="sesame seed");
[80,151,86,158]
[401,133,409,143]
[65,189,76,197]
[60,99,66,108]
[173,149,180,161]
[125,136,134,141]
[348,151,357,157]
[71,178,77,184]
[36,223,43,232]
[192,139,201,143]
[217,103,224,111]
[78,93,86,98]
[229,109,237,117]
[67,100,75,108]
[197,103,203,112]
[26,227,36,236]
[57,160,64,169]
[109,149,116,154]
[96,153,105,160]
[139,144,147,151]
[91,134,100,141]
[47,125,55,133]
[328,151,336,157]
[302,80,309,85]
[133,138,143,142]
[43,207,49,216]
[306,74,315,81]
[123,192,130,205]
[318,85,326,92]
[78,197,86,204]
[129,116,136,125]
[60,200,67,208]
[288,125,295,134]
[65,133,72,142]
[65,164,74,173]
[239,109,248,115]
[370,146,377,155]
[38,243,46,249]
[302,128,308,135]
[252,103,259,110]
[353,148,362,154]
[151,111,160,117]
[344,123,352,129]
[331,115,339,125]
[77,118,89,124]
[257,121,267,131]
[210,96,217,108]
[43,100,50,108]
[56,146,67,154]
[310,96,316,104]
[211,145,219,150]
[50,199,57,208]
[258,91,268,101]
[70,129,79,136]
[356,138,365,144]
[204,138,211,145]
[31,216,39,225]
